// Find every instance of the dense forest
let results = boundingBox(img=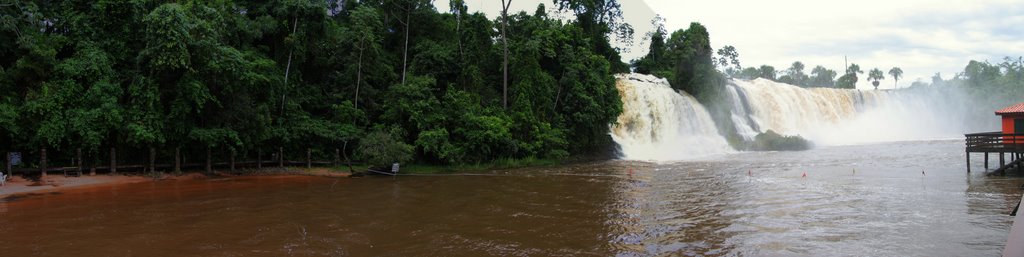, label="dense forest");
[0,0,631,169]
